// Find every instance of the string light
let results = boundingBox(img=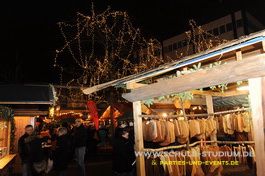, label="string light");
[172,19,227,60]
[54,3,165,103]
[54,5,227,104]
